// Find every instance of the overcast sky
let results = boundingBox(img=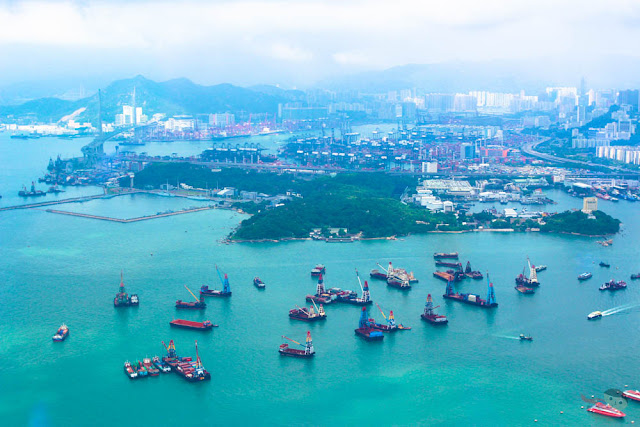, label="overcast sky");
[1,0,640,88]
